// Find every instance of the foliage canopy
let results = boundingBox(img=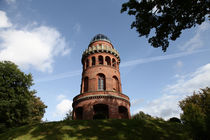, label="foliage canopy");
[179,87,210,140]
[121,0,210,51]
[0,61,47,129]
